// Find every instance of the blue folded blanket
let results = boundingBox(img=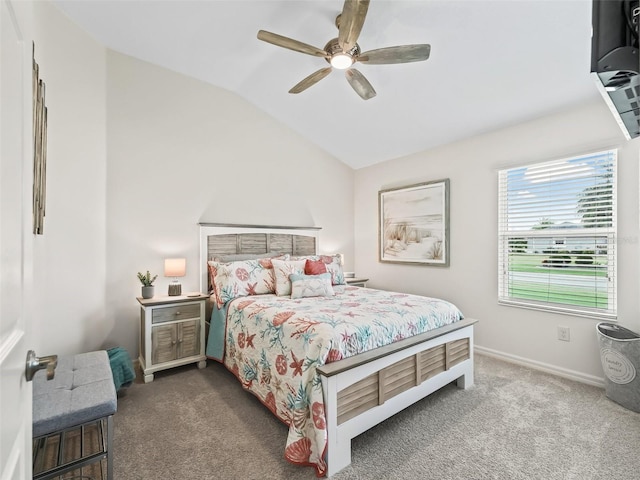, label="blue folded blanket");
[107,347,136,392]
